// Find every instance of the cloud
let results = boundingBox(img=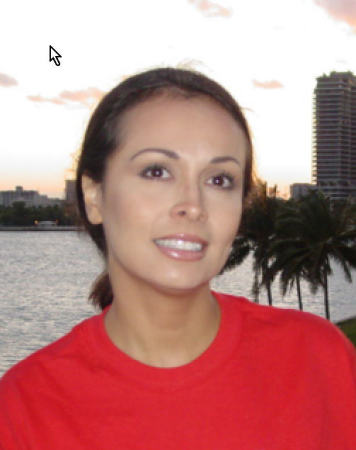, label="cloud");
[252,80,284,89]
[59,87,104,105]
[188,0,232,18]
[27,95,66,105]
[27,87,105,107]
[0,73,18,87]
[314,0,356,31]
